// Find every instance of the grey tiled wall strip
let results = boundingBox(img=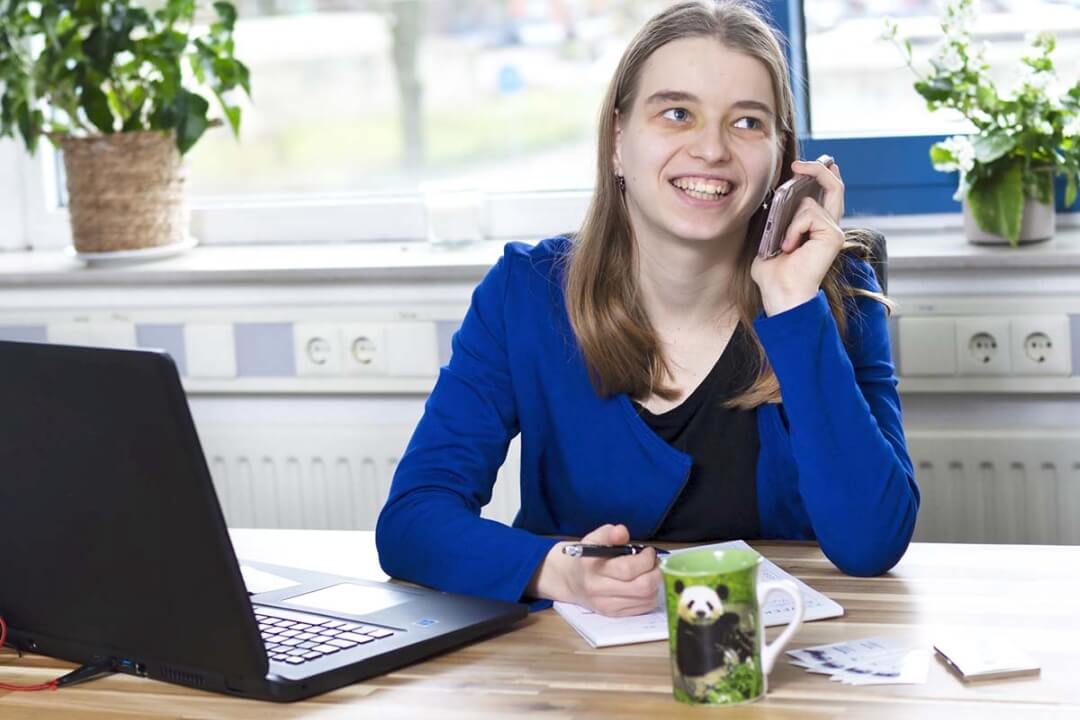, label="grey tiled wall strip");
[135,324,187,376]
[5,317,1075,377]
[0,325,47,343]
